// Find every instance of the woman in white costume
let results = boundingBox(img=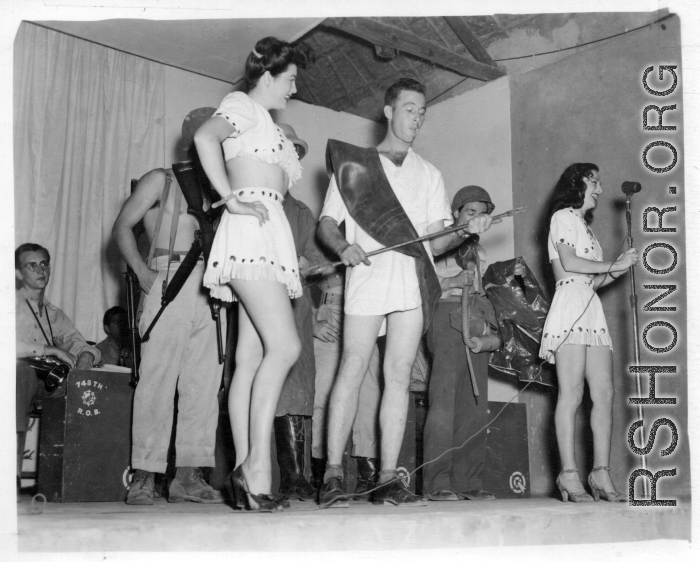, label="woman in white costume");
[540,163,638,503]
[195,36,314,512]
